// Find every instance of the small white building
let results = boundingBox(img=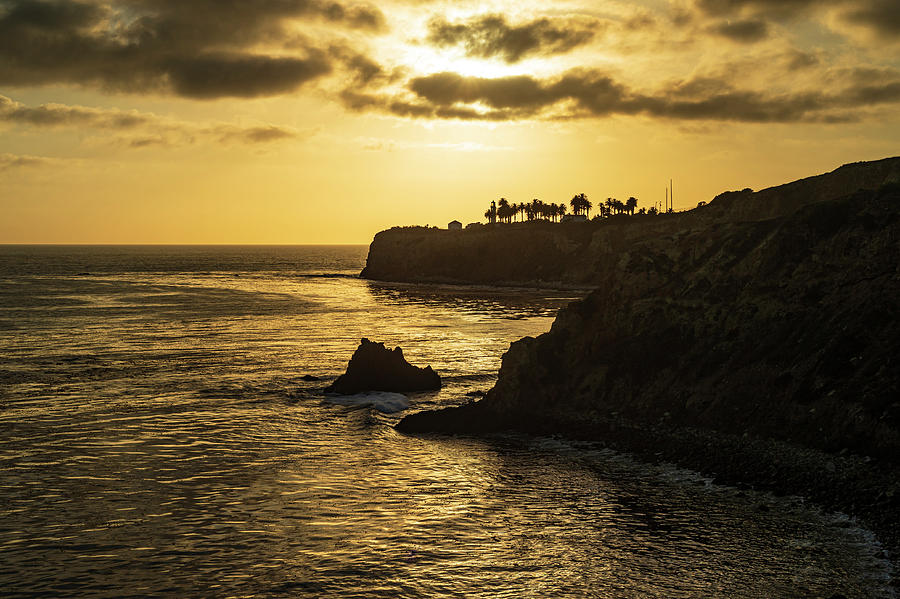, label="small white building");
[448,220,462,231]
